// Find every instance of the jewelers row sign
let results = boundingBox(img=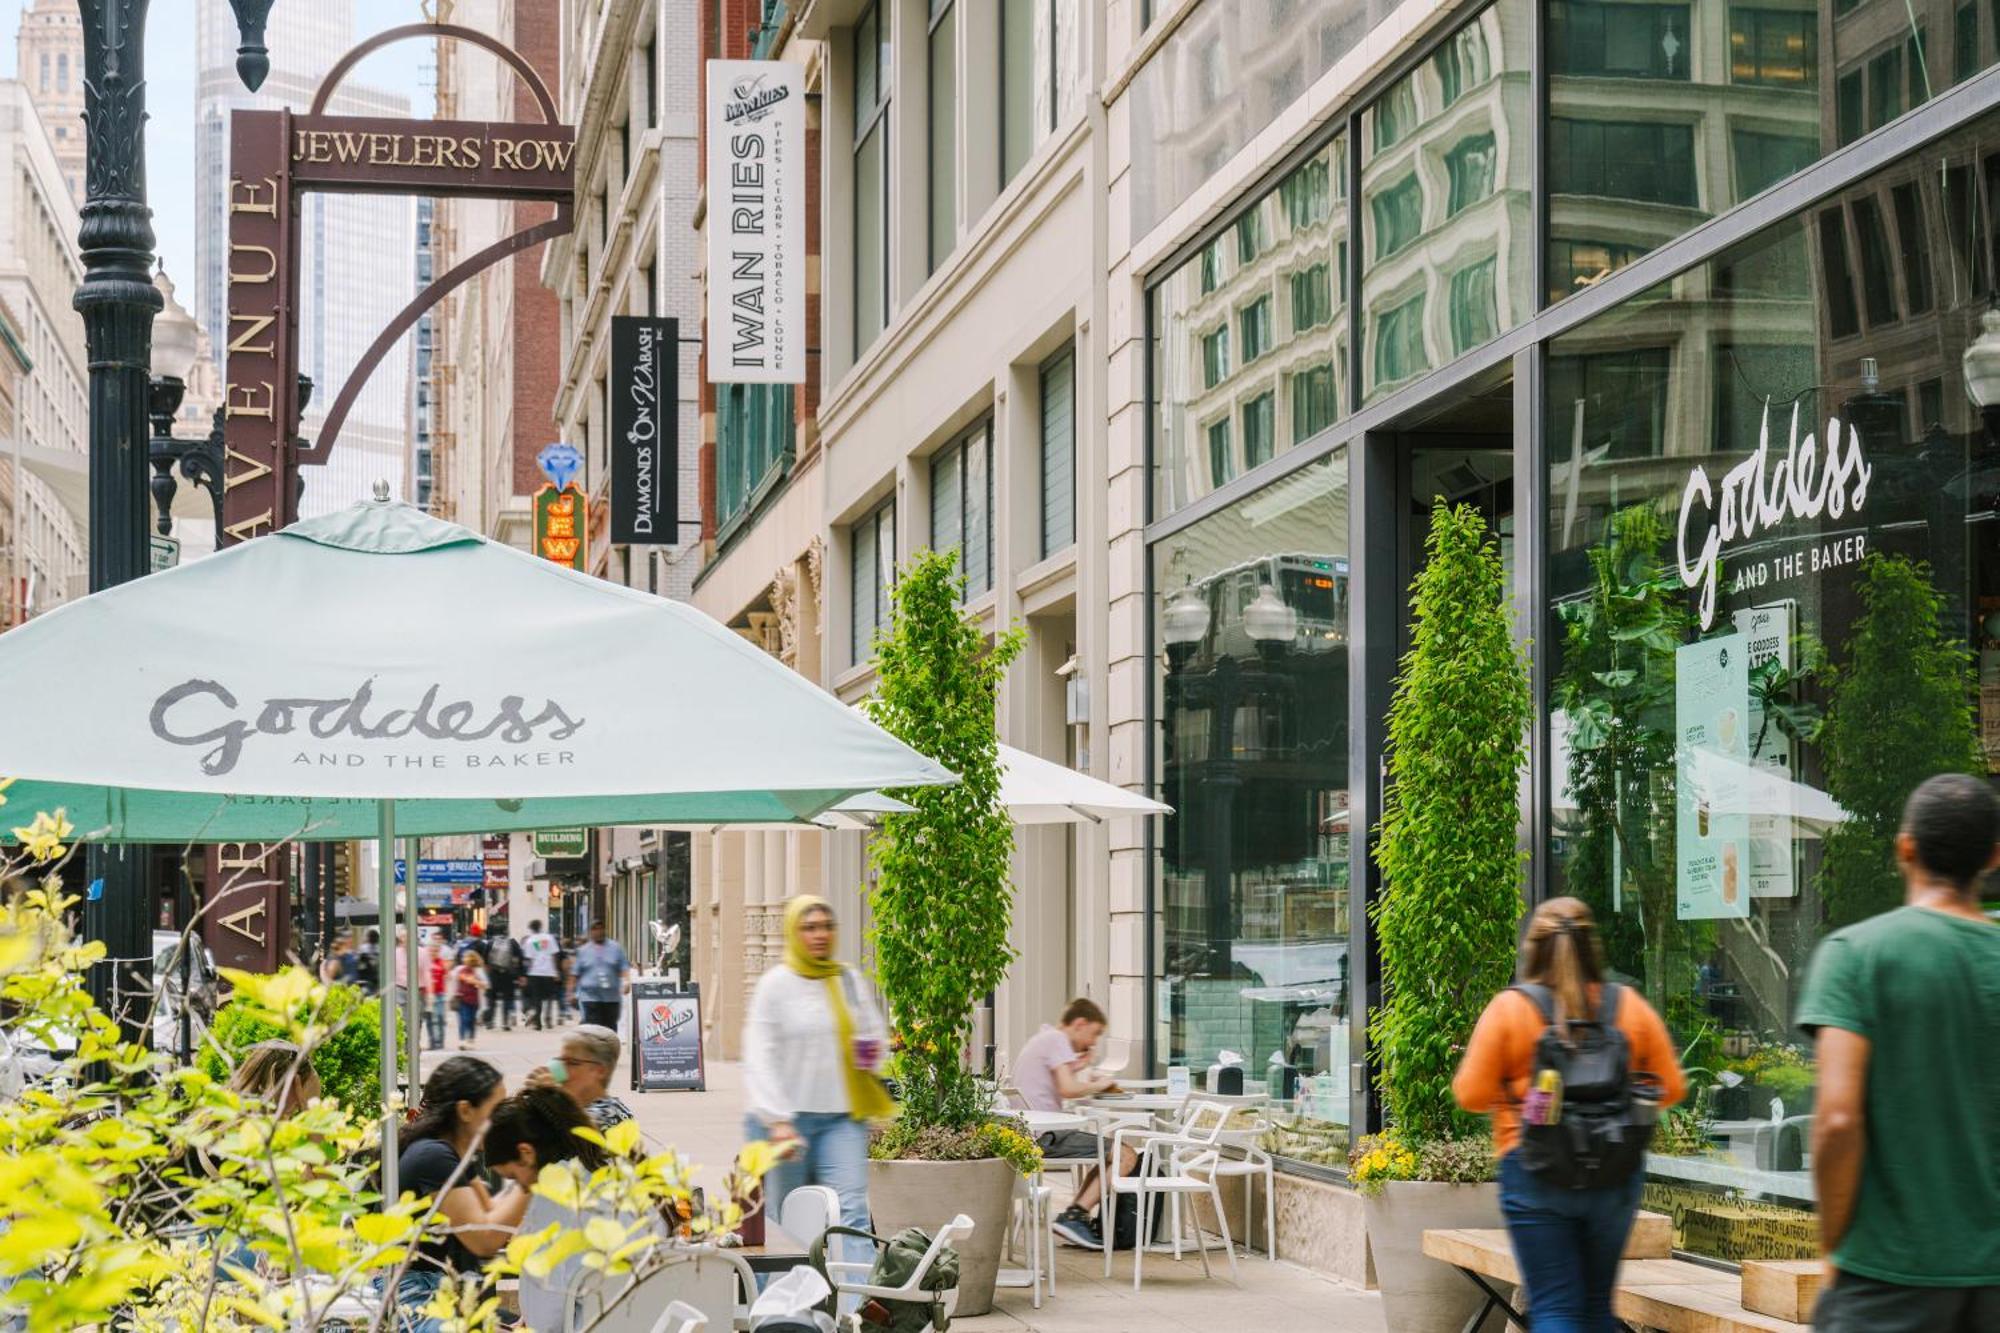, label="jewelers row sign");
[707,60,804,385]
